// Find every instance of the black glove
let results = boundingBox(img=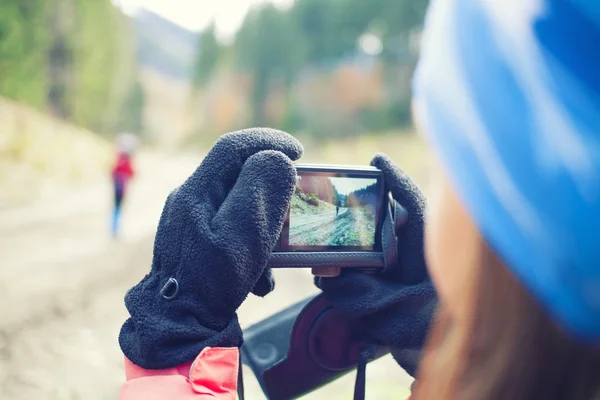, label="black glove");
[119,128,303,369]
[316,153,437,377]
